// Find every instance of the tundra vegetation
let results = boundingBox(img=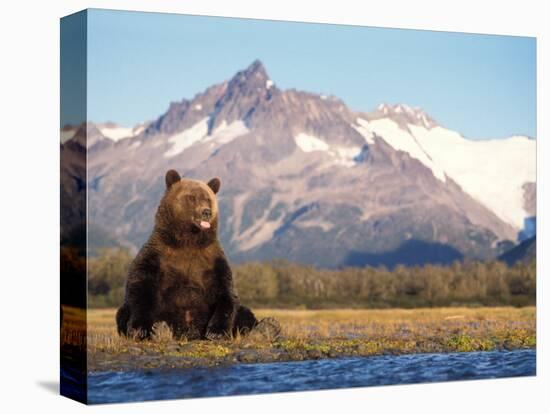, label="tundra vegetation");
[58,248,536,370]
[60,306,535,371]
